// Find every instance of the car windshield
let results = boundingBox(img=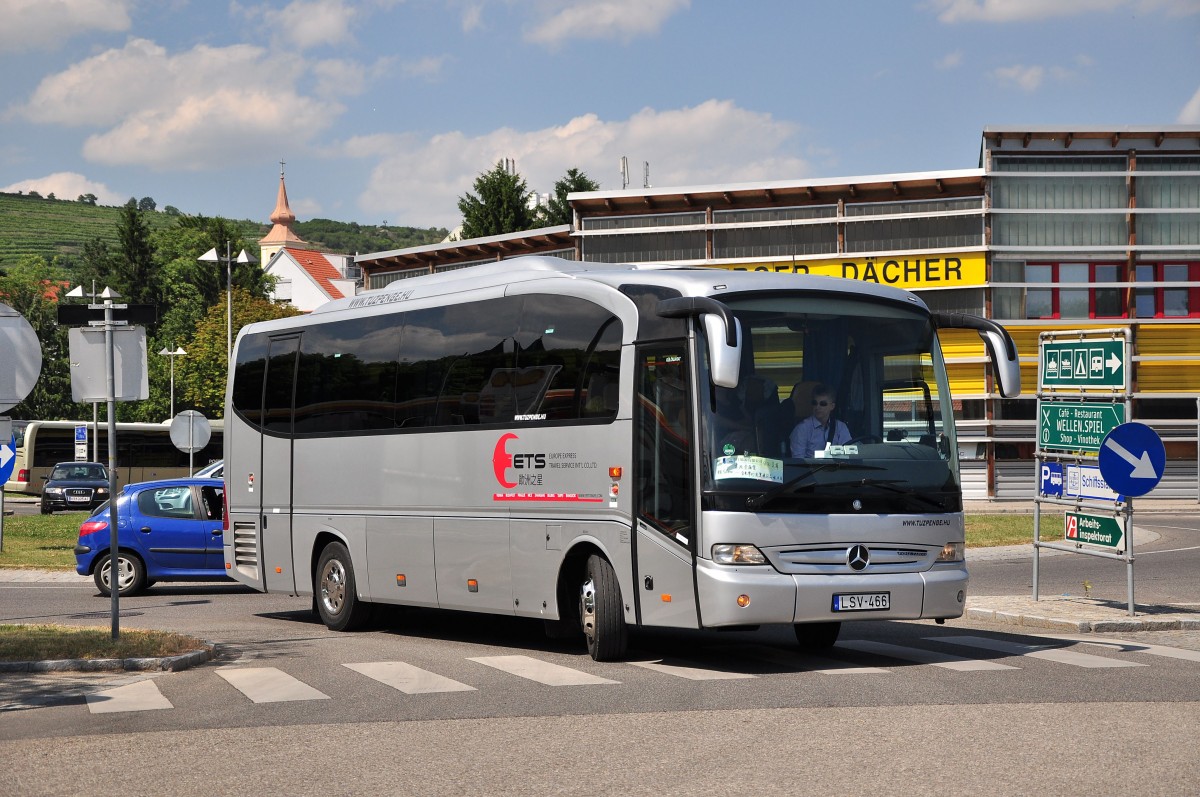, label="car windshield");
[50,464,107,480]
[696,293,961,514]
